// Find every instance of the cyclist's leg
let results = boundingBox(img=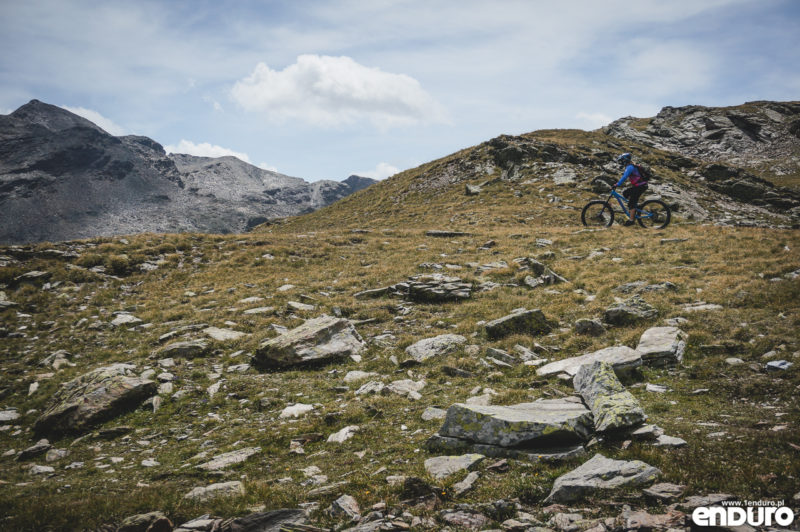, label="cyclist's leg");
[628,184,647,216]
